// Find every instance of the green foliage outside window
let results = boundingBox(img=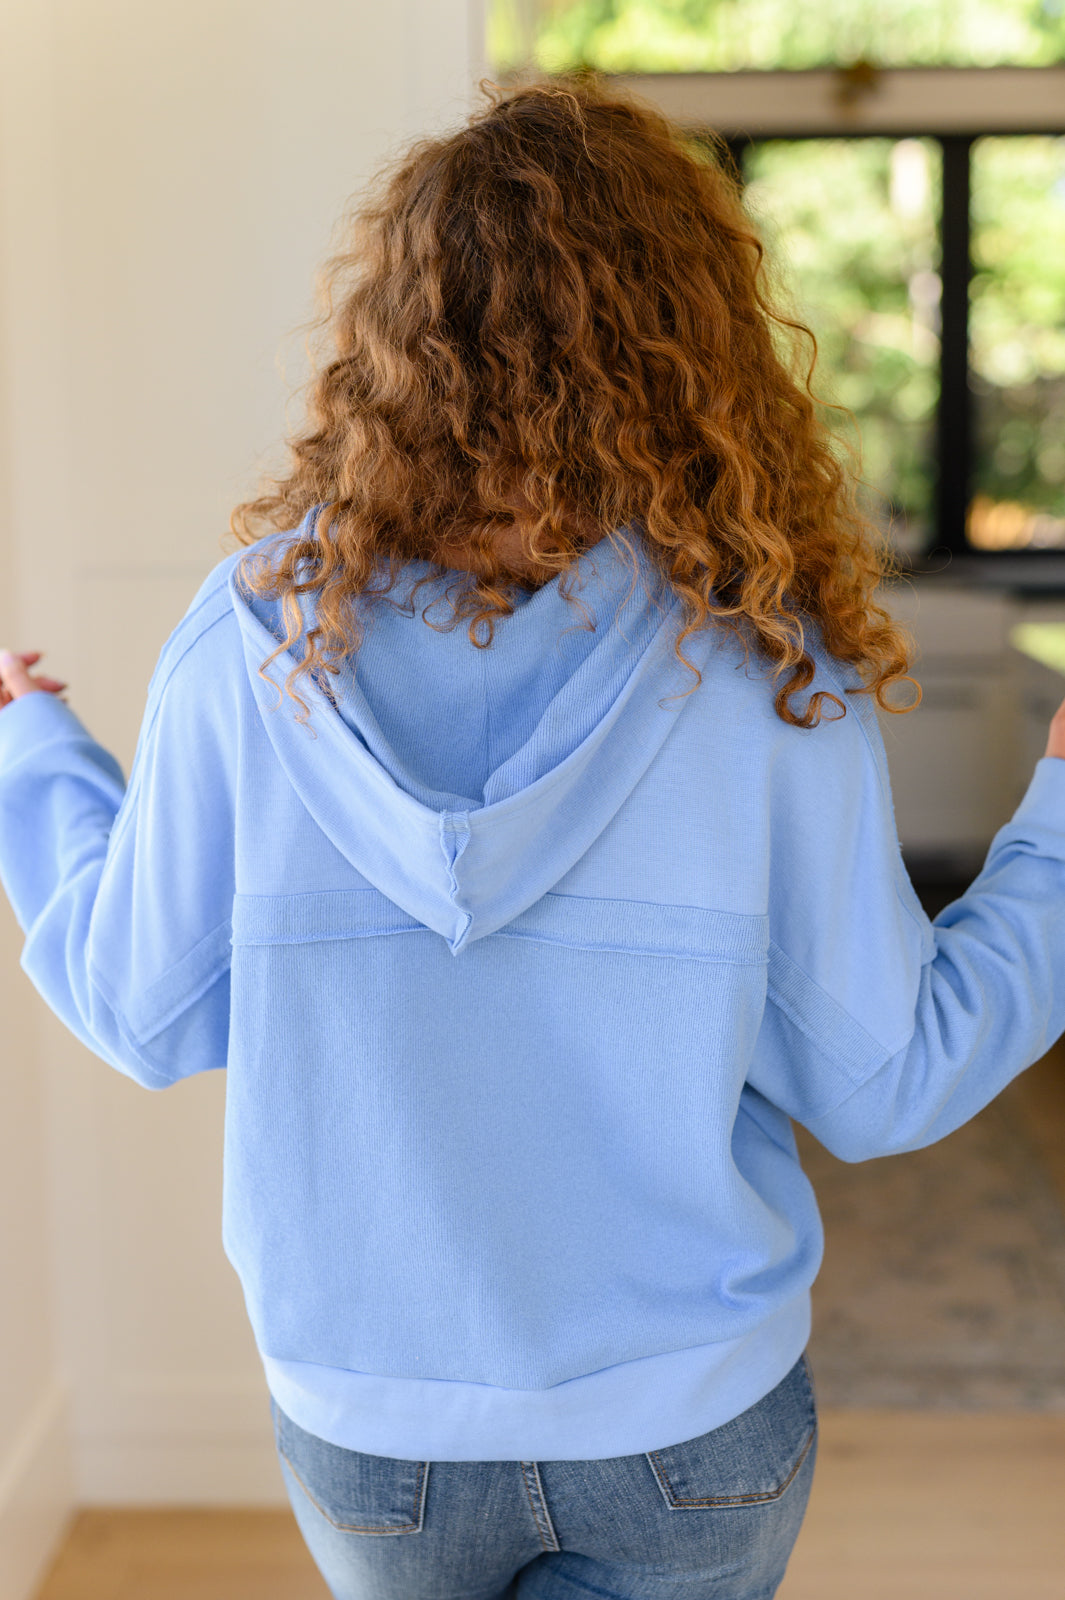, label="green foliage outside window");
[488,0,1065,74]
[970,137,1065,538]
[742,139,941,556]
[485,3,1065,551]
